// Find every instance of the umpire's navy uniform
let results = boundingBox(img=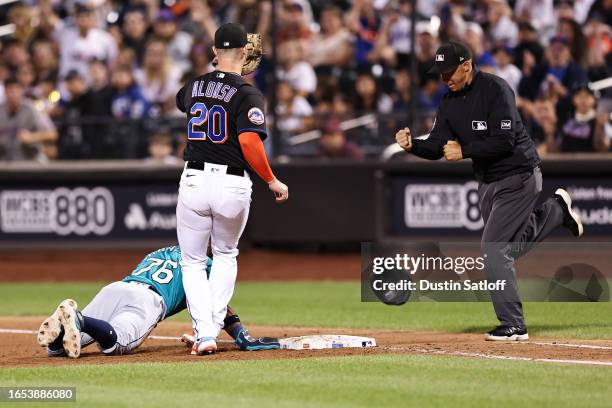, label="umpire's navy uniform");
[411,42,565,330]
